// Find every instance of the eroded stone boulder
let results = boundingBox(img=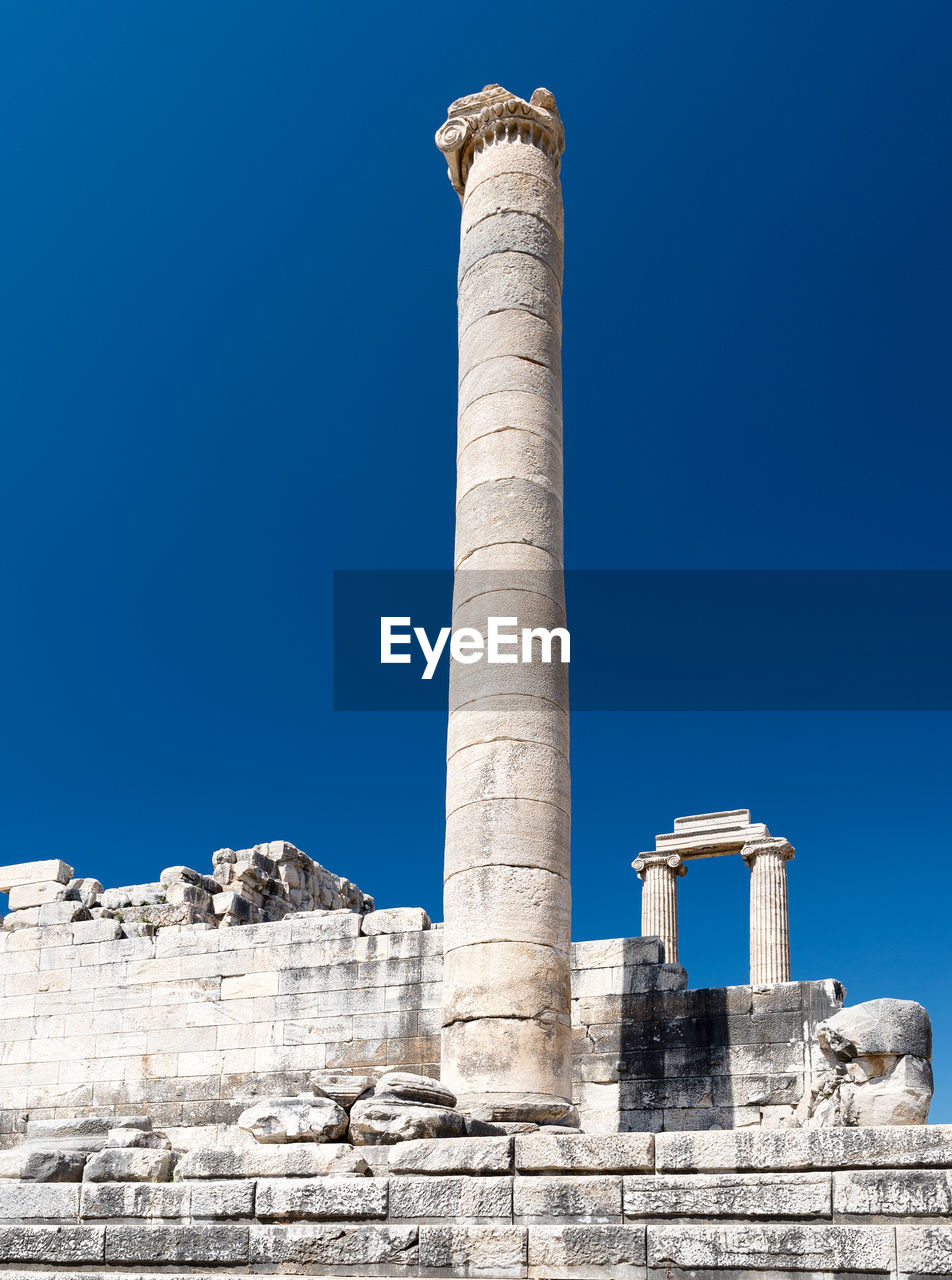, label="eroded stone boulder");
[348,1072,466,1146]
[237,1093,348,1144]
[793,997,933,1128]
